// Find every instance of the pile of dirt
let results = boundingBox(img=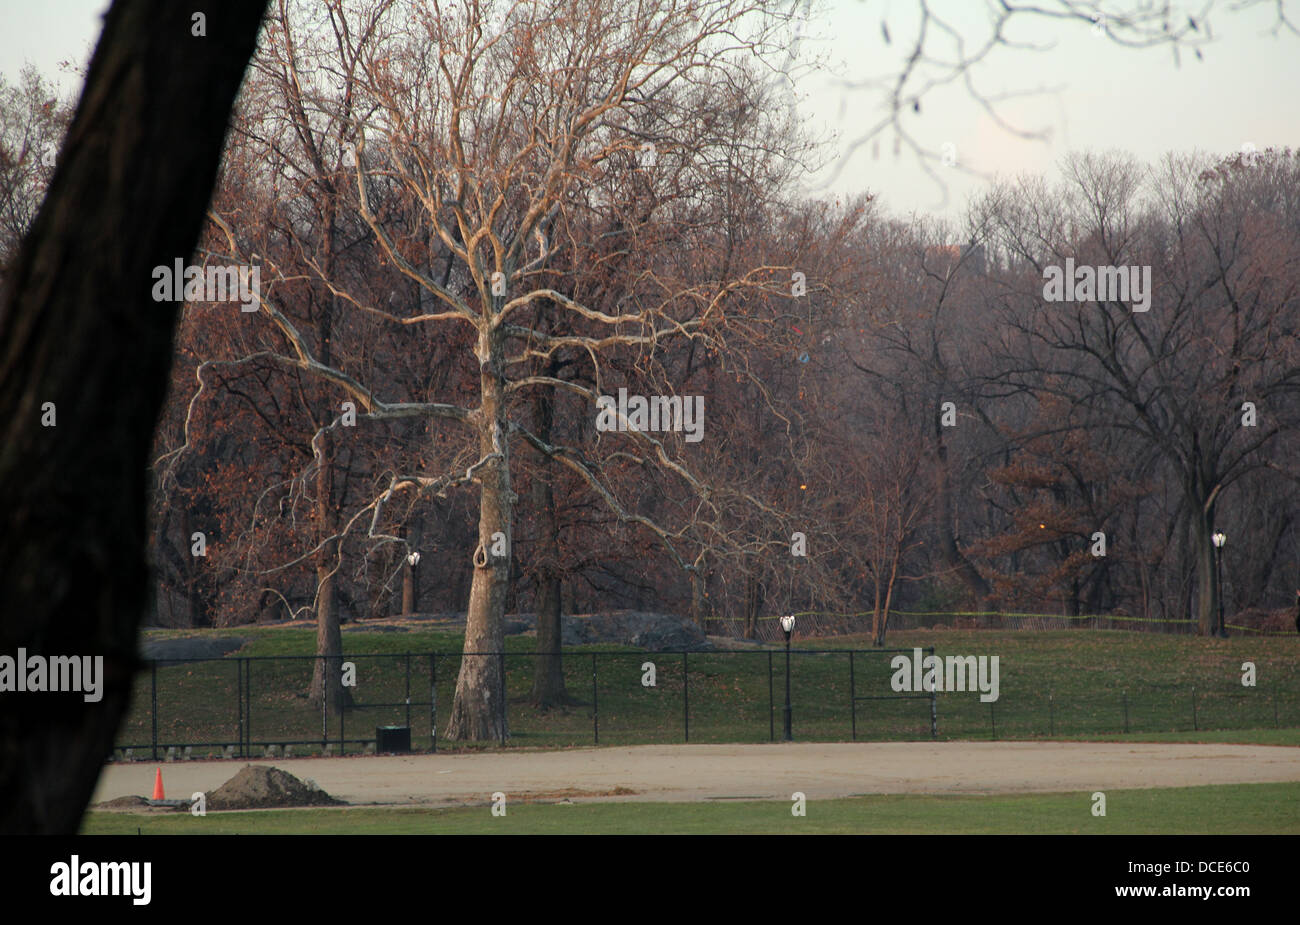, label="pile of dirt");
[97,795,151,811]
[207,765,344,810]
